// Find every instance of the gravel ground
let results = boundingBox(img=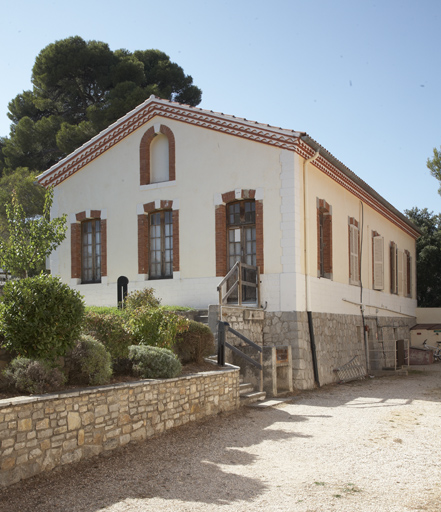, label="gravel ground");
[1,364,440,511]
